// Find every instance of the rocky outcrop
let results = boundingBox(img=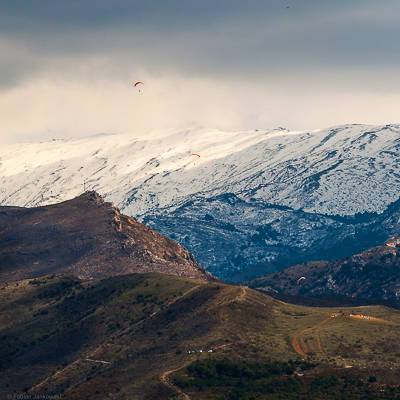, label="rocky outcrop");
[0,191,212,283]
